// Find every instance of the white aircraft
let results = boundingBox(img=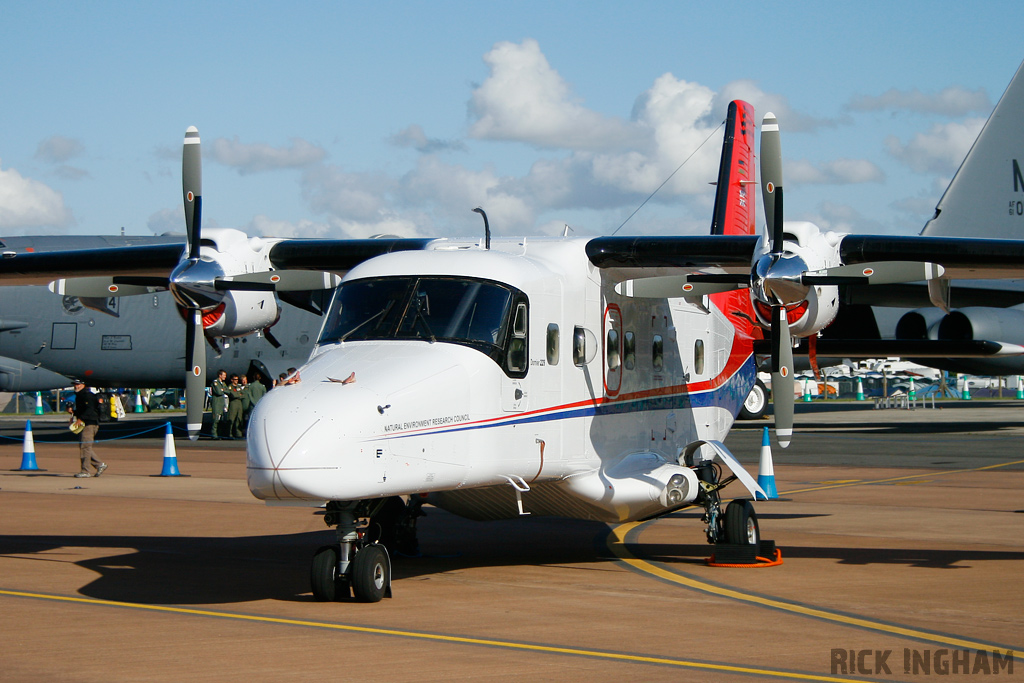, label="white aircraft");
[7,75,1024,602]
[240,98,1024,602]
